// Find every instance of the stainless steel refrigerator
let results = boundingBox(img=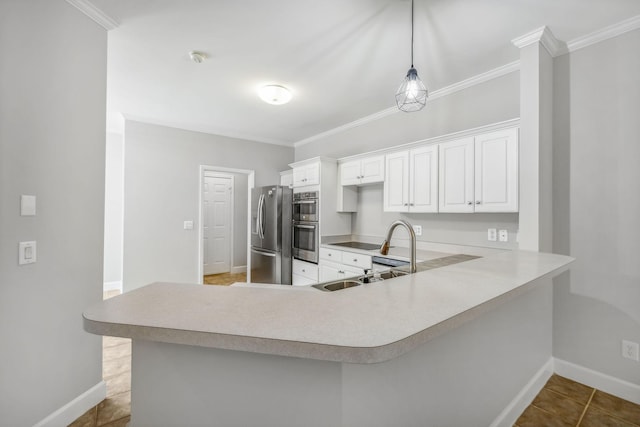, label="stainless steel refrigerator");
[250,185,293,284]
